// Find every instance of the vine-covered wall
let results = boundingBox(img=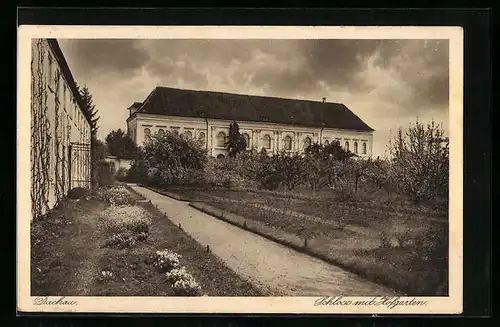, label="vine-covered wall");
[30,39,91,220]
